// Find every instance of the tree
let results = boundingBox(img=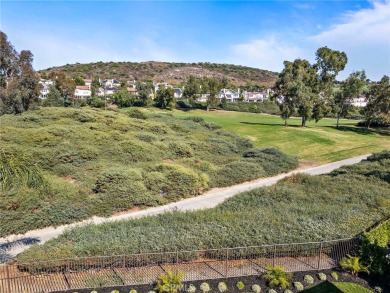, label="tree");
[0,32,41,114]
[90,77,100,97]
[155,86,175,109]
[136,82,153,106]
[182,75,200,105]
[203,77,221,111]
[74,75,85,86]
[275,47,347,127]
[49,71,76,106]
[334,71,367,128]
[112,88,135,108]
[42,84,64,107]
[365,75,390,128]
